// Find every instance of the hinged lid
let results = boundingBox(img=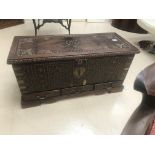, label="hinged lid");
[7,33,140,64]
